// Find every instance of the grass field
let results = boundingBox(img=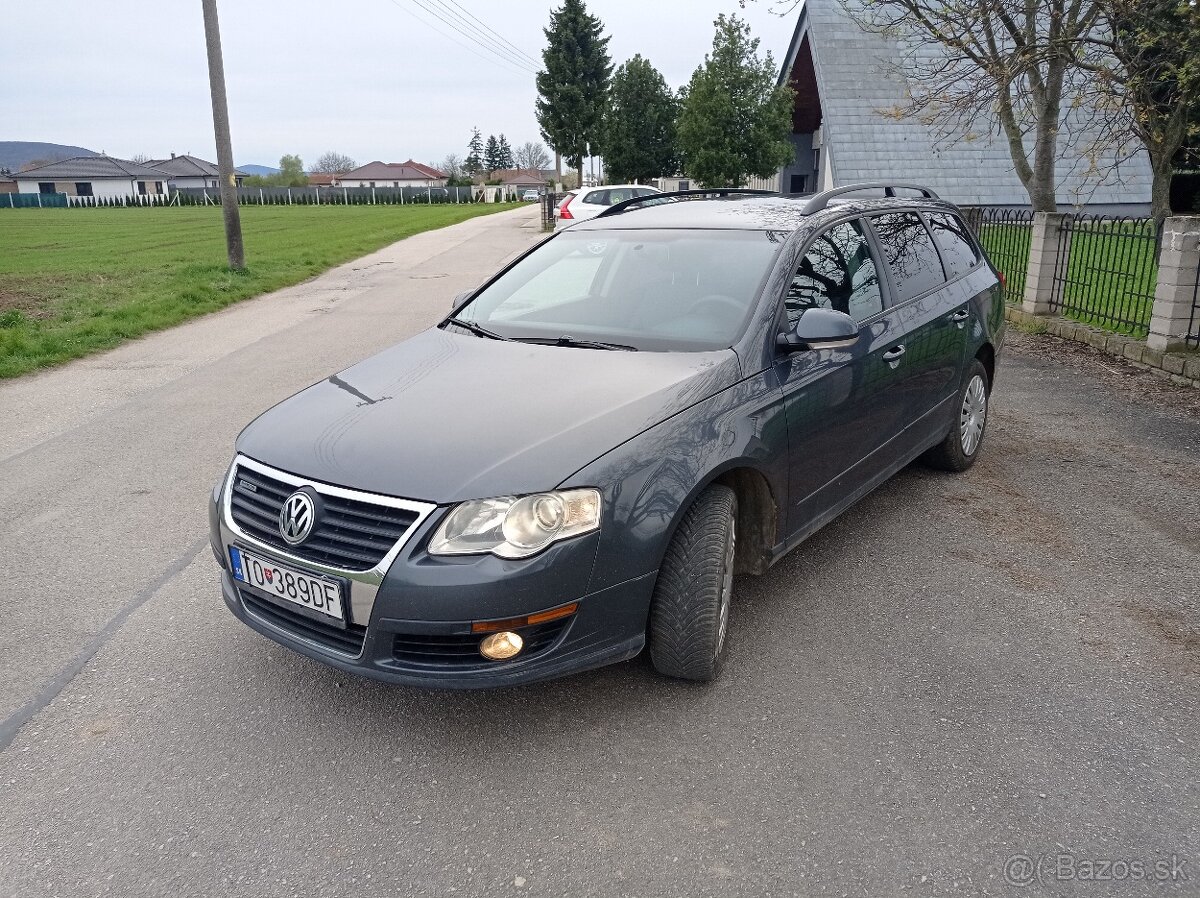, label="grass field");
[0,203,519,379]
